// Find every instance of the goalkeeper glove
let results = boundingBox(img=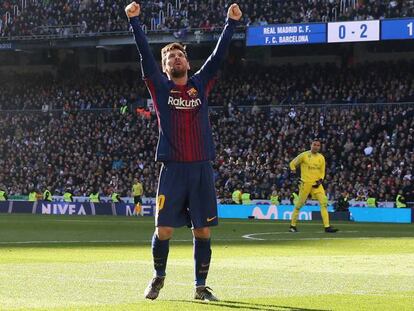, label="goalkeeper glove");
[312,179,323,188]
